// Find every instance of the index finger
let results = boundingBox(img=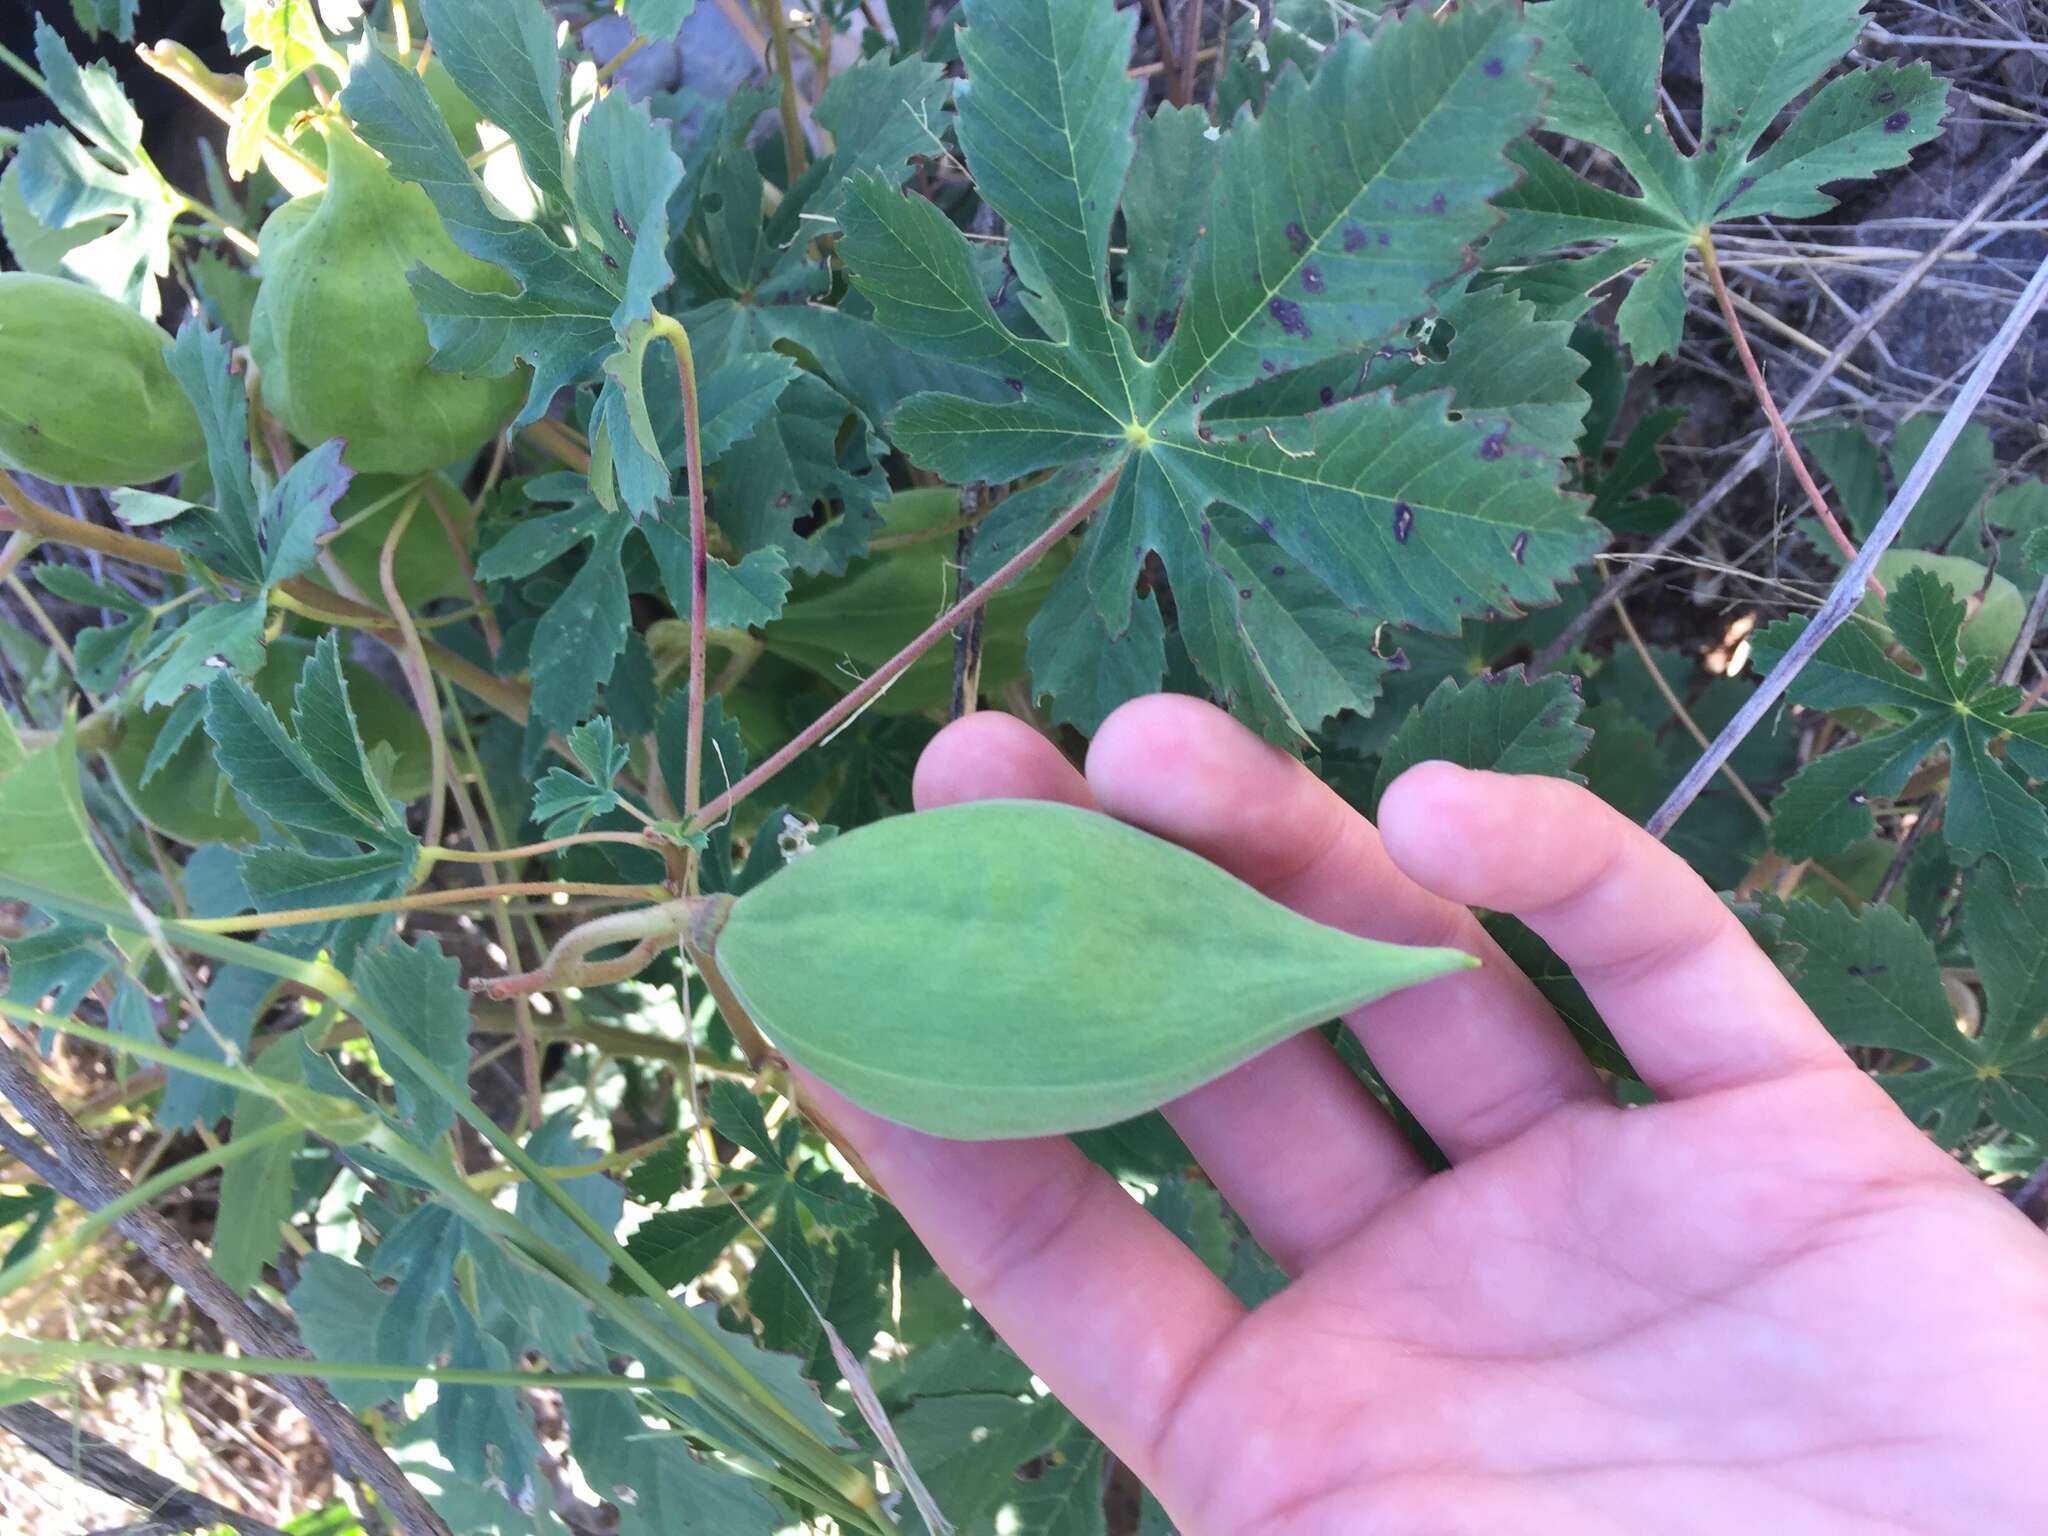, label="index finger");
[1378,763,1850,1099]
